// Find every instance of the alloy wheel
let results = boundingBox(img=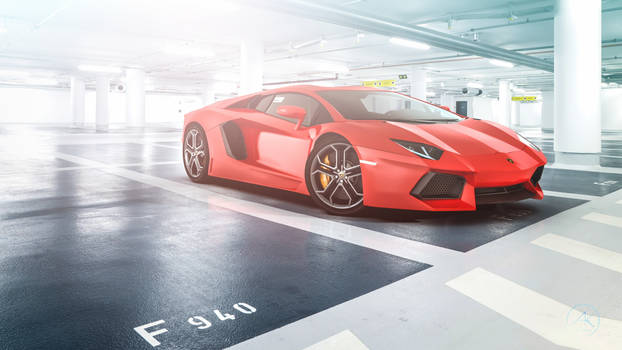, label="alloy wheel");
[309,142,363,210]
[184,128,207,178]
